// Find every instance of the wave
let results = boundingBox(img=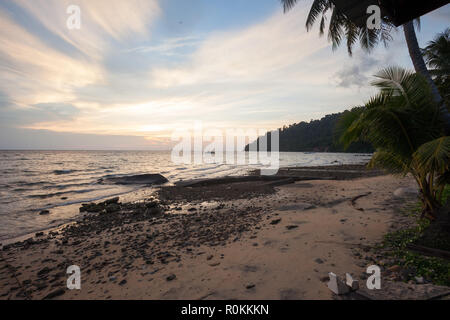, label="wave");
[27,188,97,199]
[53,169,77,175]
